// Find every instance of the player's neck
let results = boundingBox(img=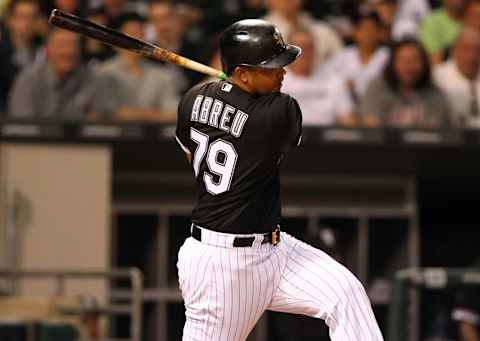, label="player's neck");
[229,76,254,94]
